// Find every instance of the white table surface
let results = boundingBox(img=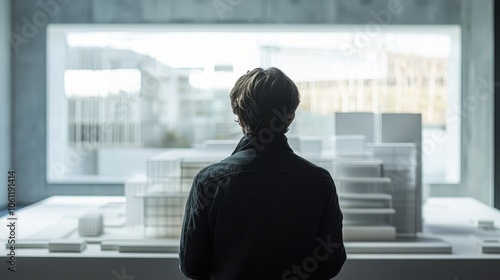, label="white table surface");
[1,196,500,259]
[2,196,500,280]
